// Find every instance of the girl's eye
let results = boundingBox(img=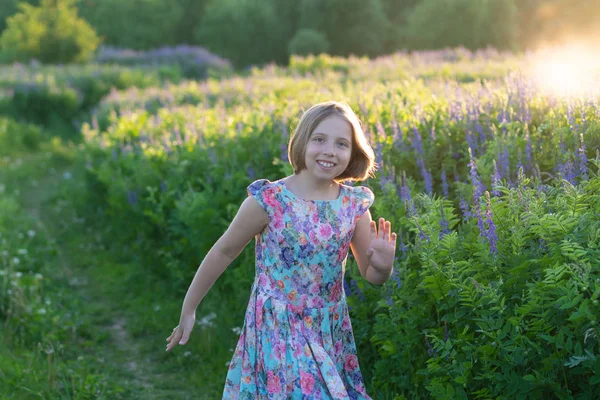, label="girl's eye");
[339,142,349,147]
[315,138,324,142]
